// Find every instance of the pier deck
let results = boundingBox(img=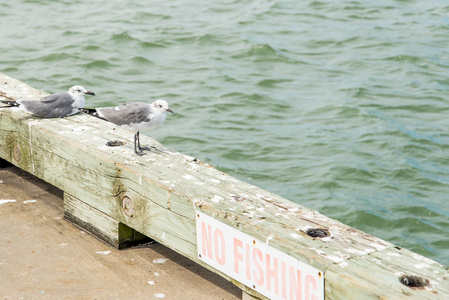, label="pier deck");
[0,164,241,299]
